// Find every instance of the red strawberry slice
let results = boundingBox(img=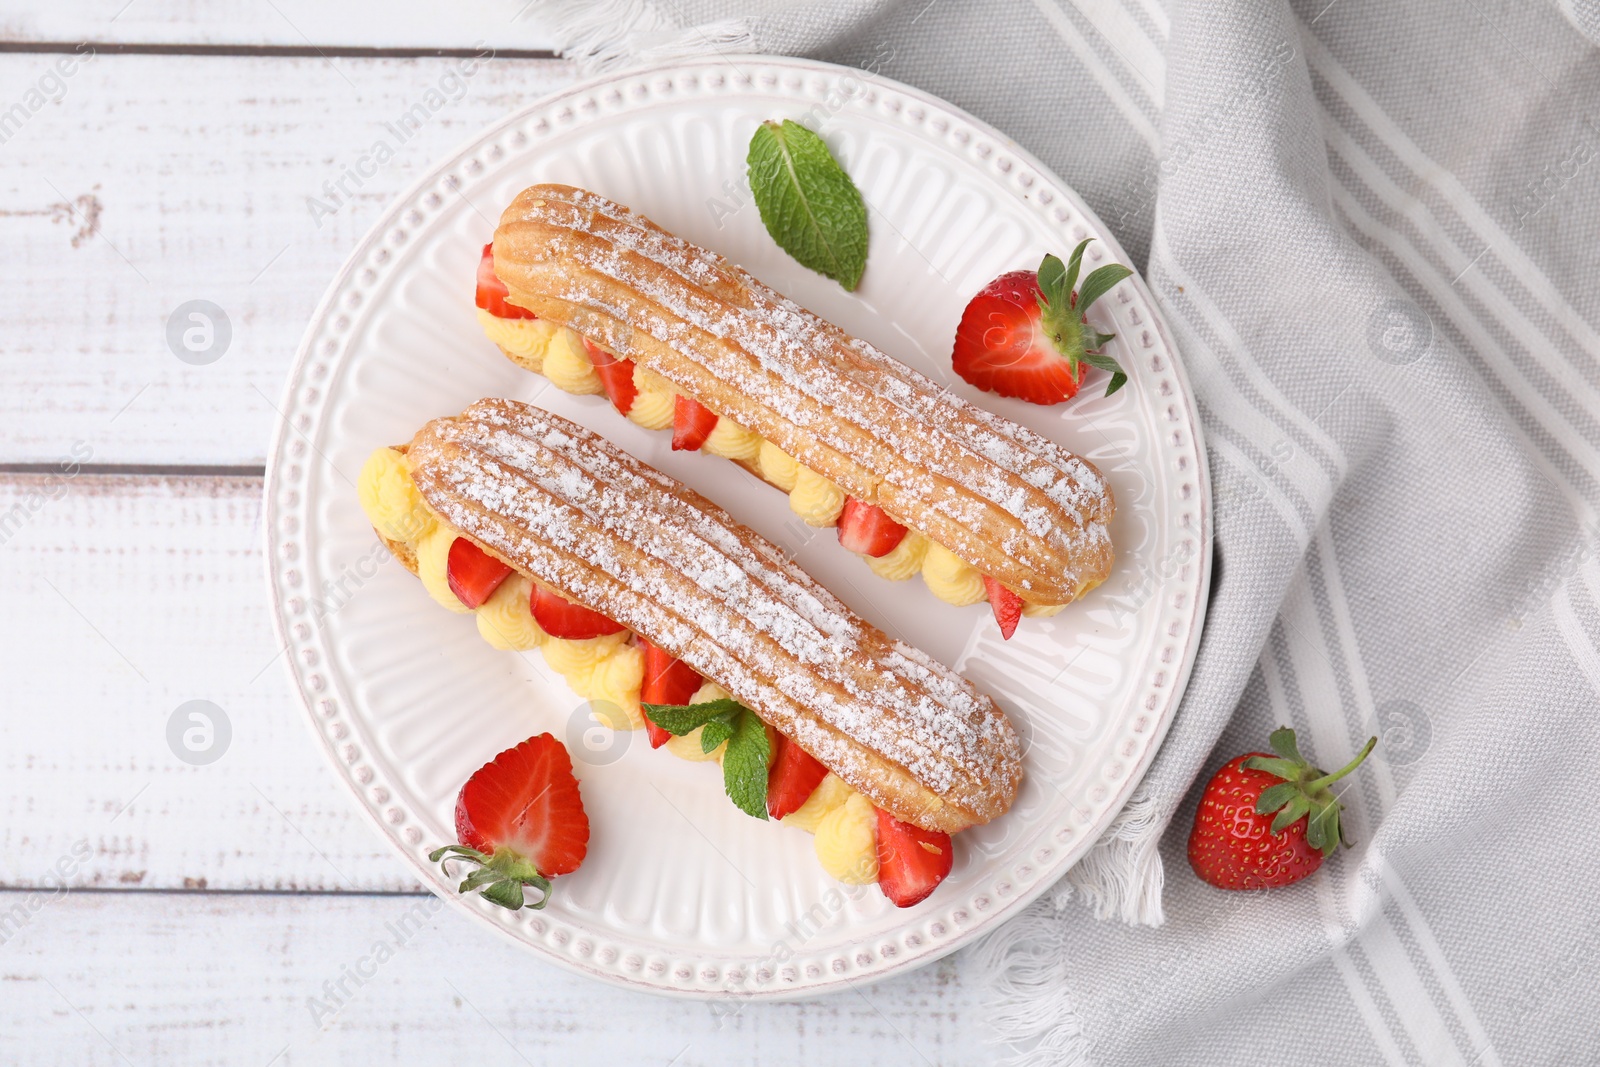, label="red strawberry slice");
[475,242,537,320]
[584,338,638,416]
[836,497,908,557]
[454,733,589,878]
[446,537,514,609]
[766,732,830,820]
[671,395,719,451]
[639,636,701,749]
[983,576,1024,641]
[529,585,626,640]
[875,809,954,908]
[951,243,1132,404]
[952,271,1086,404]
